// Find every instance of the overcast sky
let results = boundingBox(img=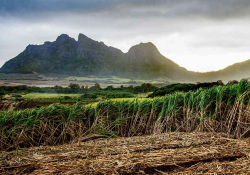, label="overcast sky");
[1,0,250,72]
